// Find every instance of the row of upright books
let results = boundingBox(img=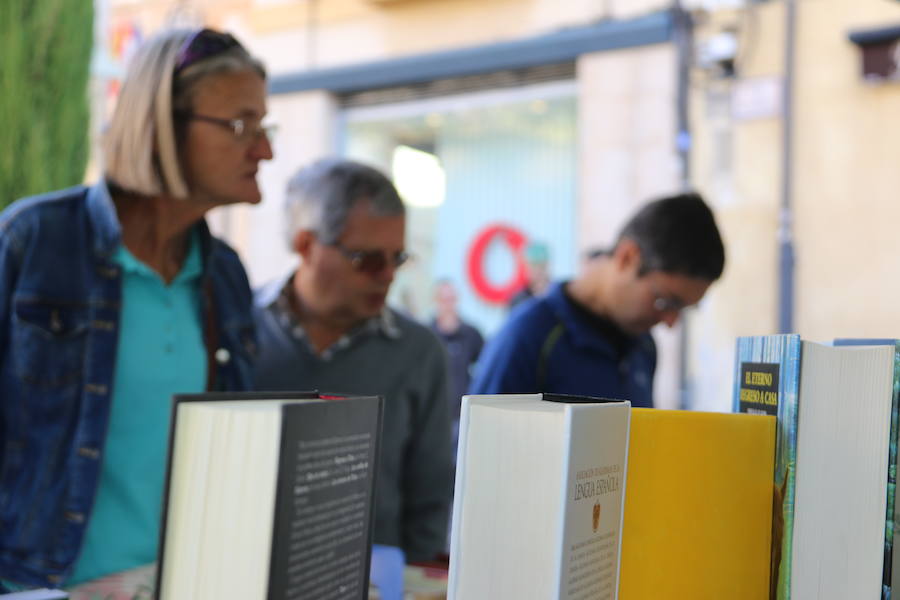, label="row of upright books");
[146,334,900,599]
[734,336,900,600]
[449,335,900,600]
[449,395,774,600]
